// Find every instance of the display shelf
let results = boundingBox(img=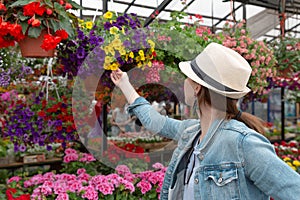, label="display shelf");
[0,157,62,170]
